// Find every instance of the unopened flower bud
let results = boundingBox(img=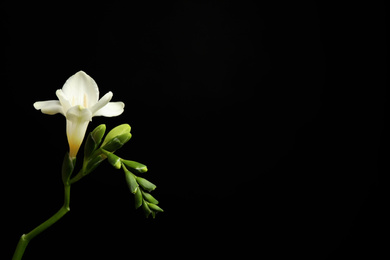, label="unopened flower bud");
[136,177,156,192]
[101,124,131,147]
[107,153,121,169]
[142,200,152,218]
[123,167,139,194]
[121,159,148,174]
[147,203,164,213]
[84,124,106,159]
[141,190,159,204]
[134,188,143,209]
[101,133,132,152]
